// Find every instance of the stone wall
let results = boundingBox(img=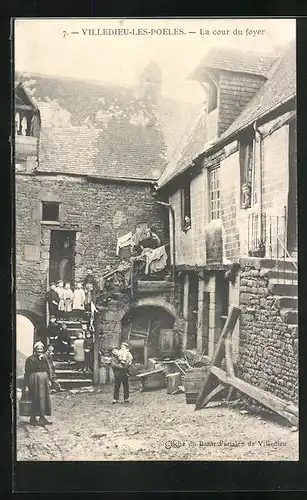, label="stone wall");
[98,282,183,352]
[16,173,166,320]
[237,264,298,404]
